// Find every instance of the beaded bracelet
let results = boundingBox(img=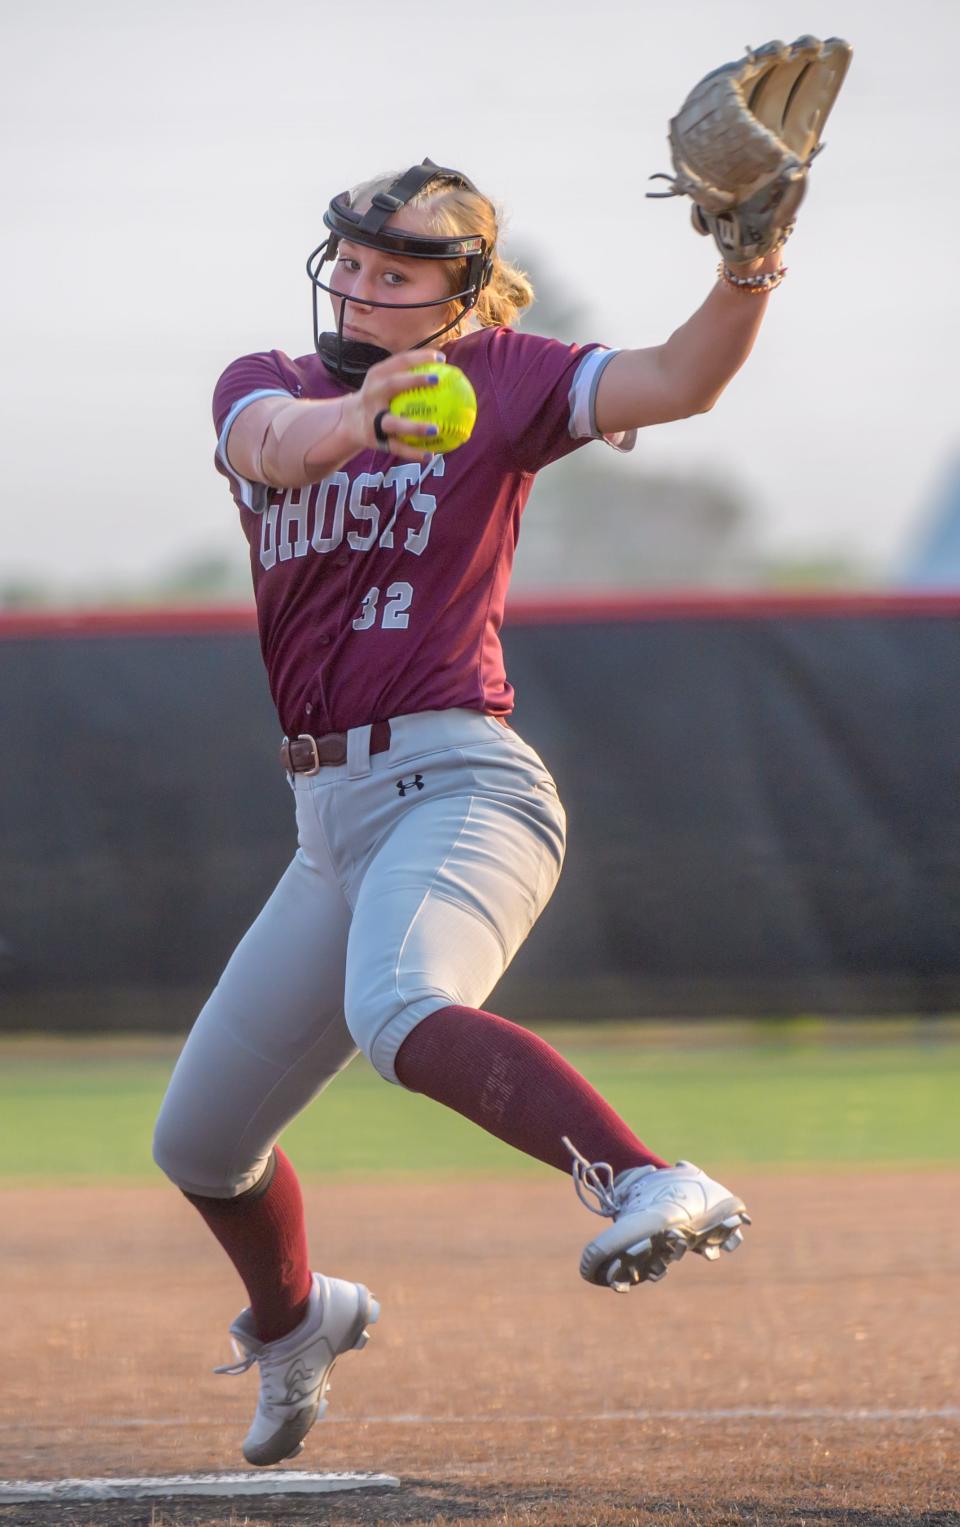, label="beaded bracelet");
[717,261,788,295]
